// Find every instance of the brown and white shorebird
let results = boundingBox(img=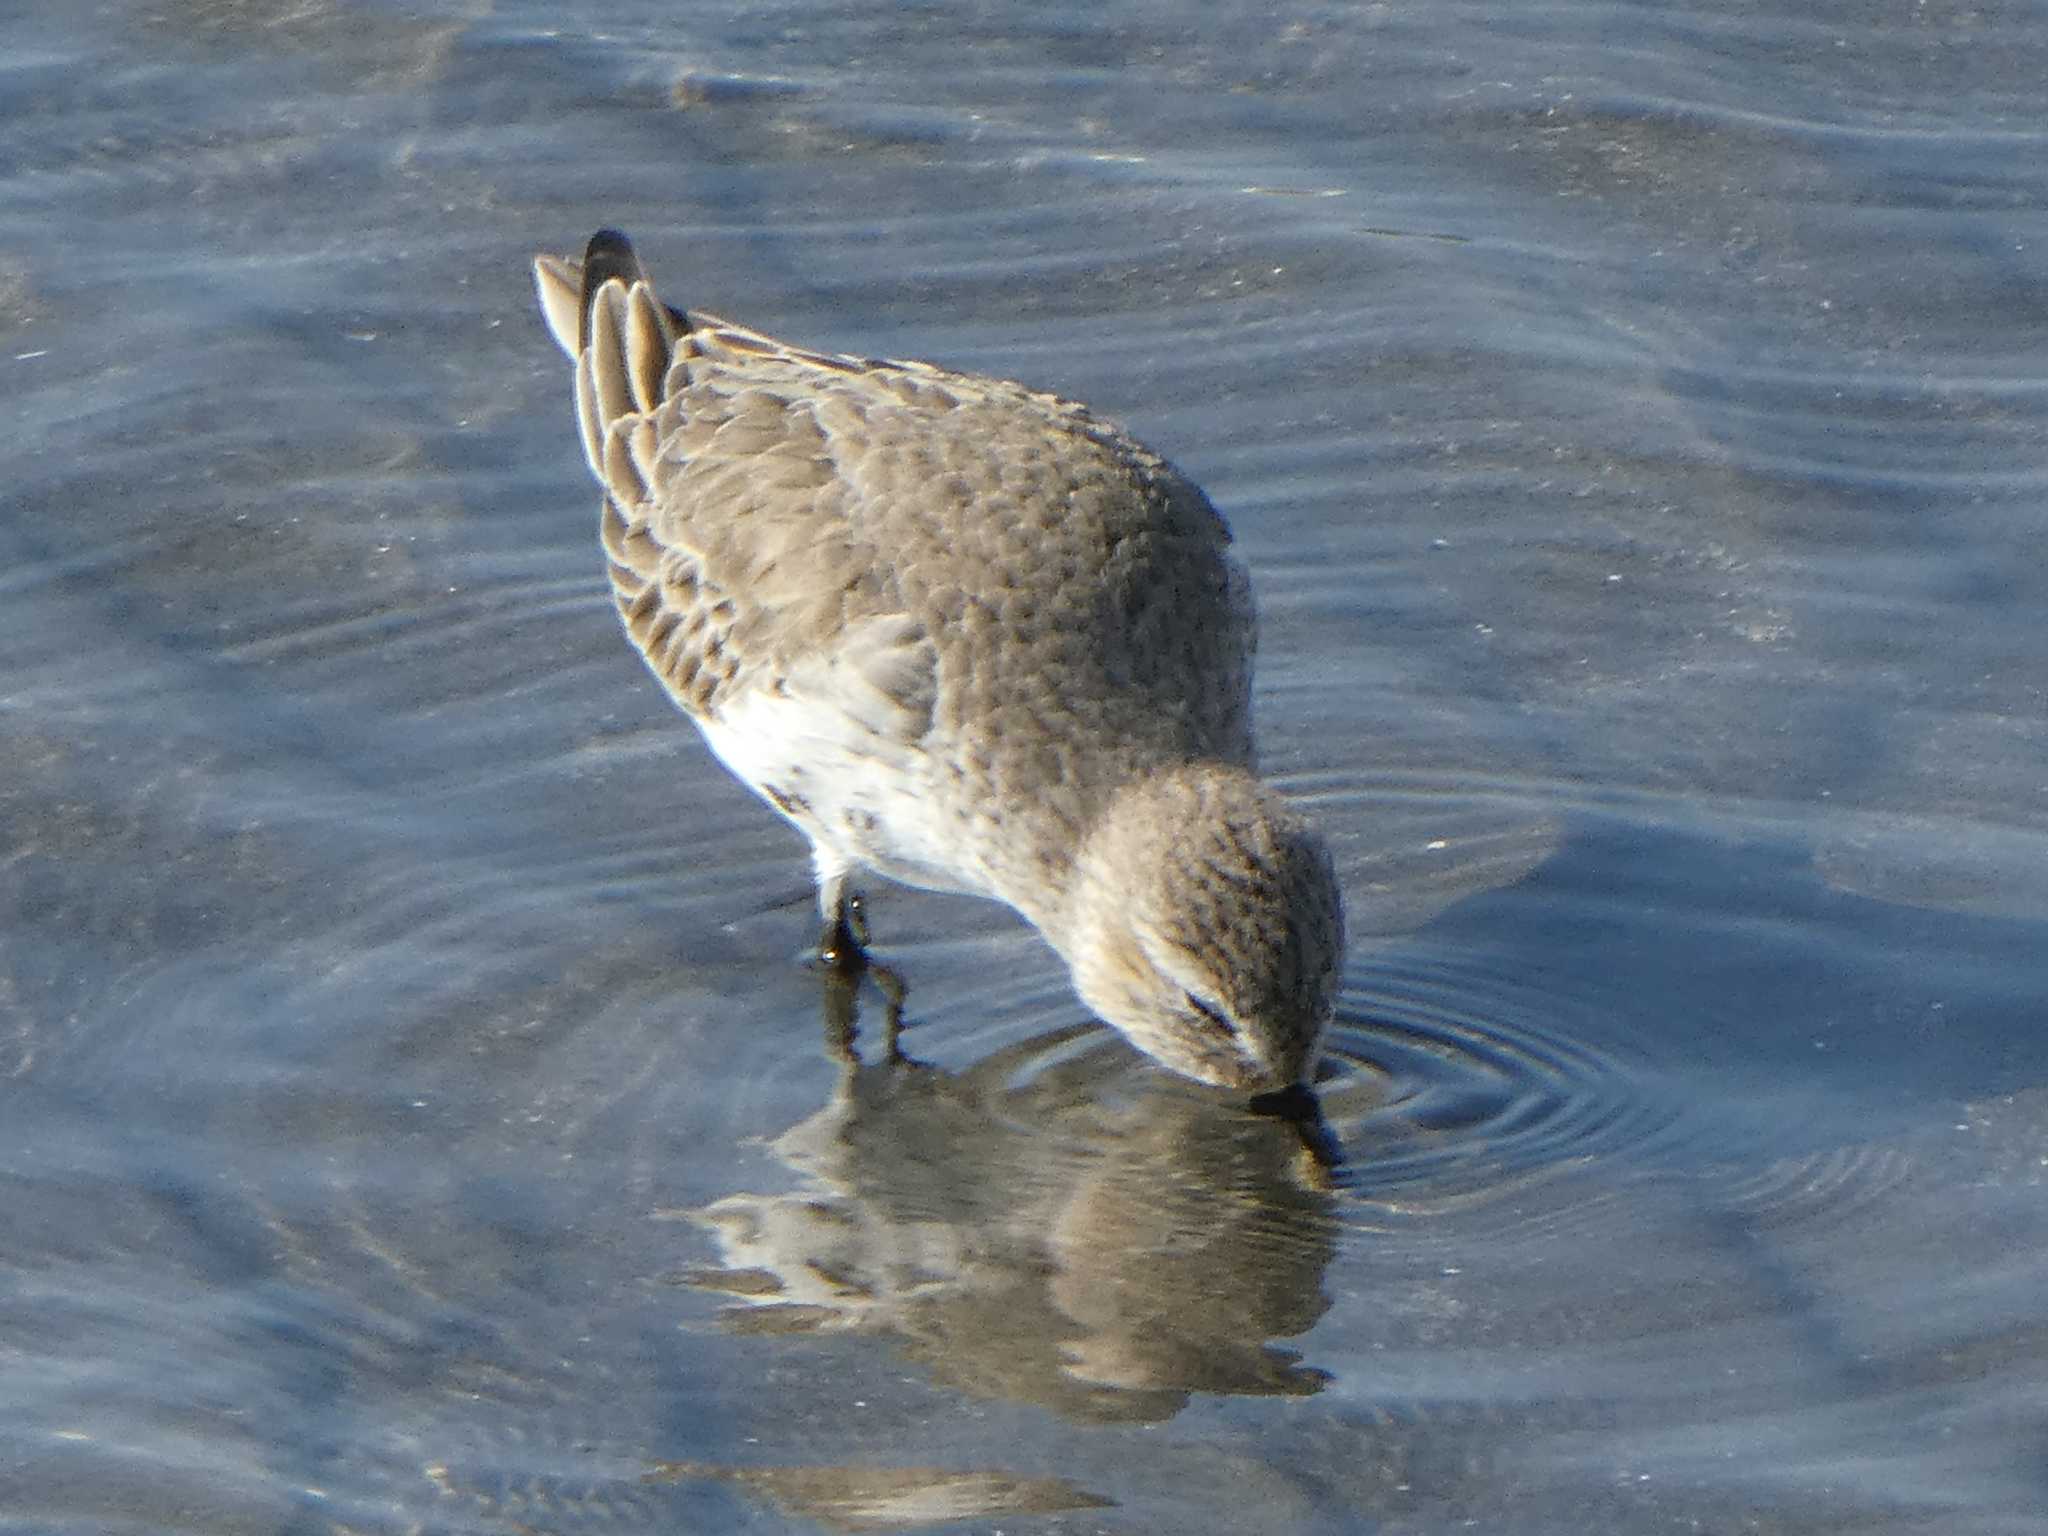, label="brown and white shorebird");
[533,230,1343,1093]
